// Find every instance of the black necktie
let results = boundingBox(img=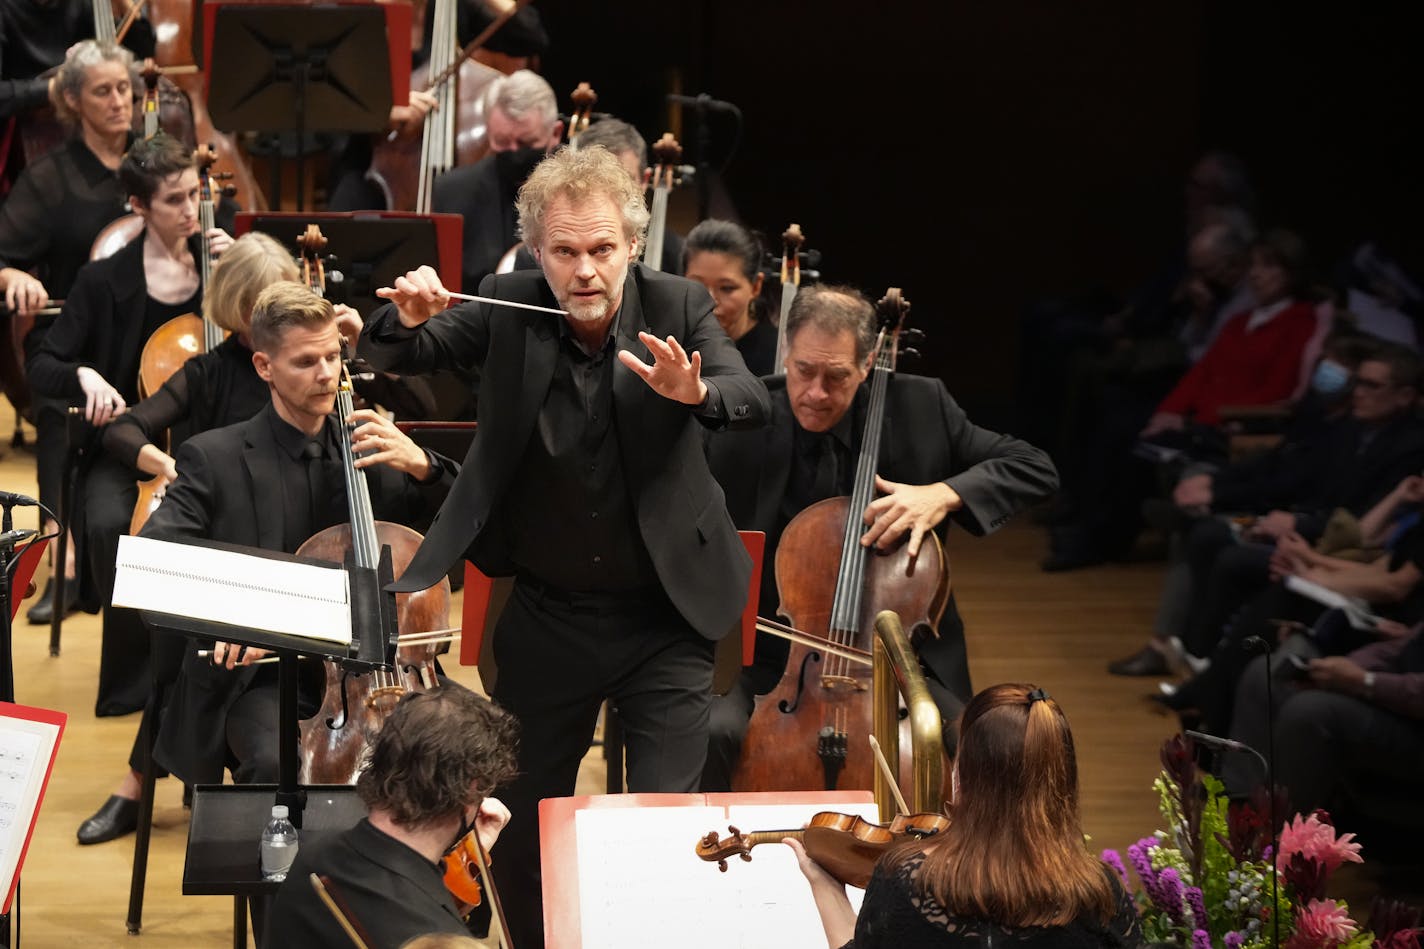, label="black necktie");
[302,440,326,534]
[809,435,840,502]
